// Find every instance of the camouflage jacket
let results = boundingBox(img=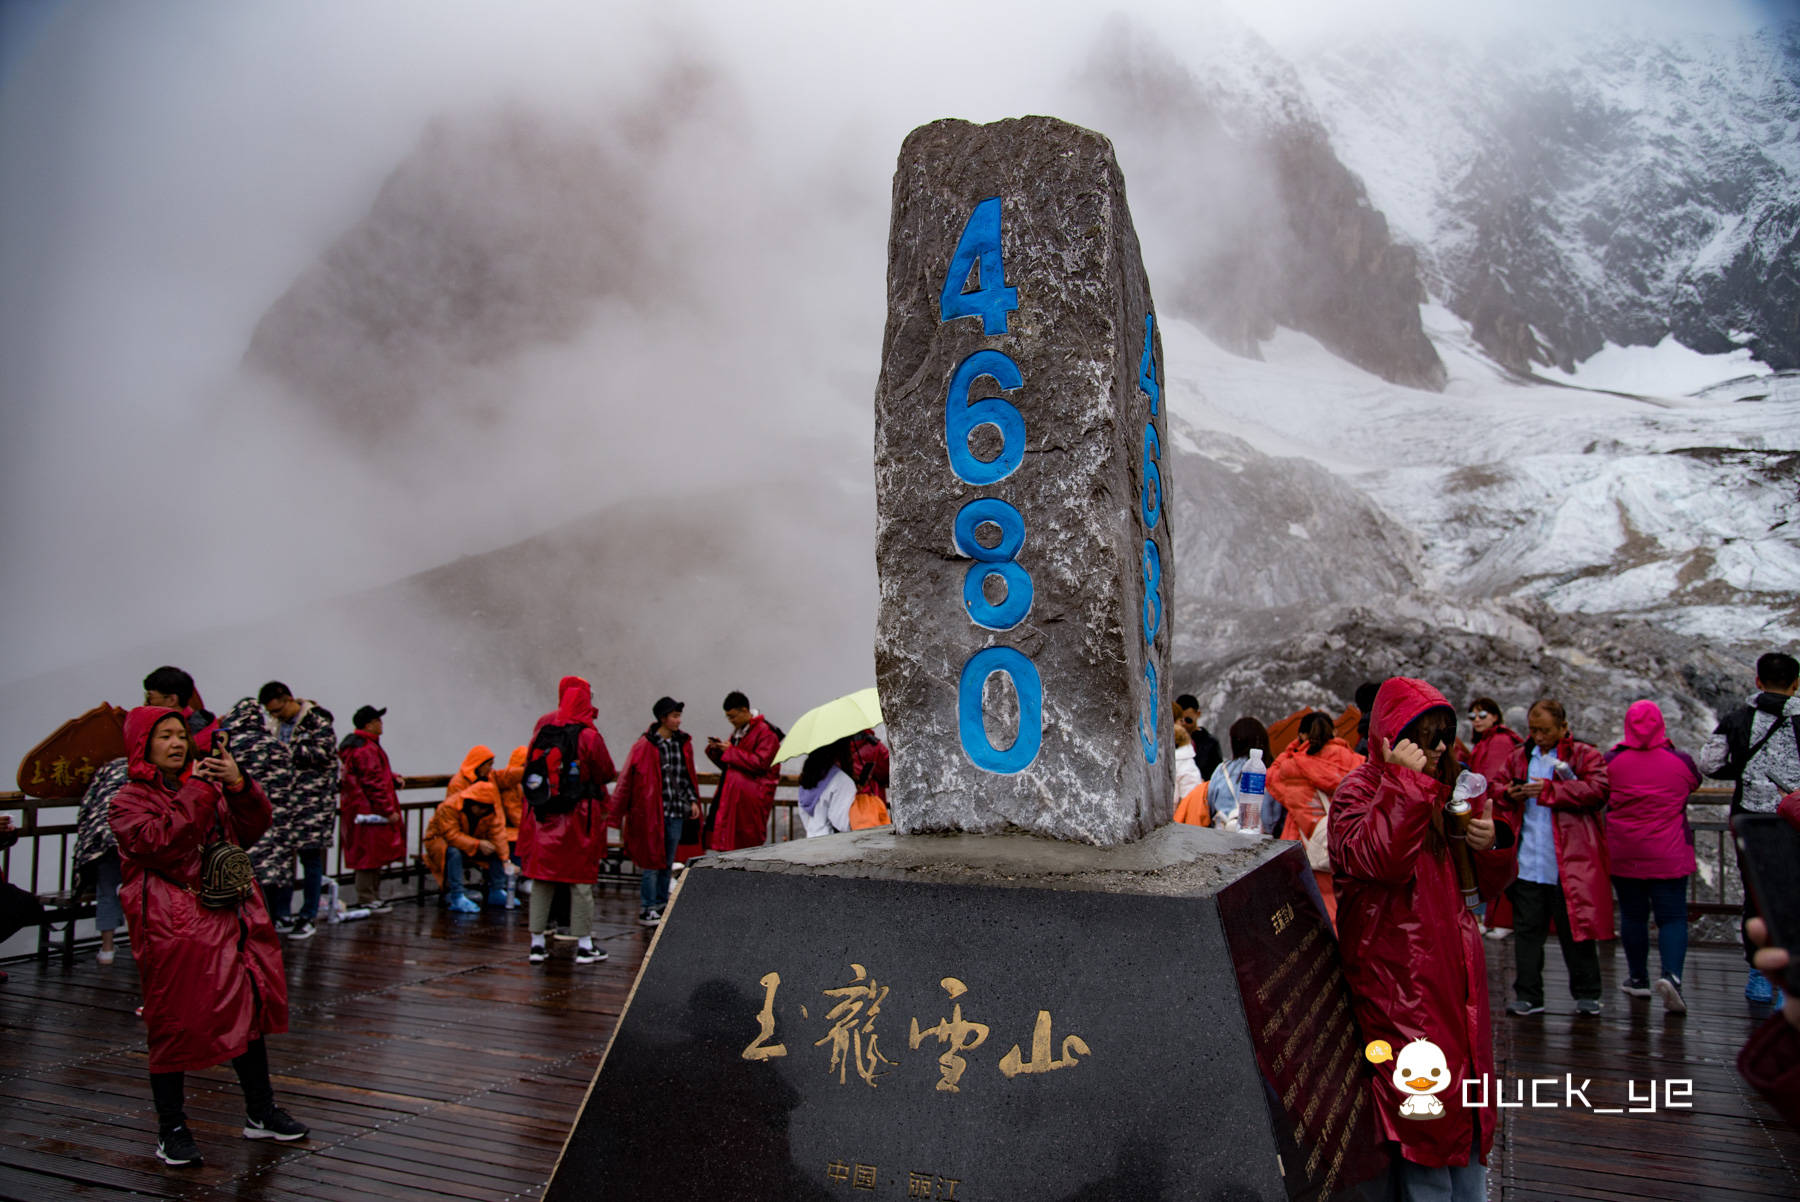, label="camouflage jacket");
[219,697,339,886]
[72,756,130,871]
